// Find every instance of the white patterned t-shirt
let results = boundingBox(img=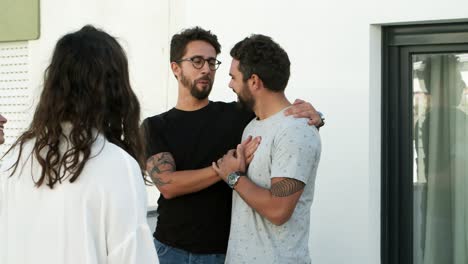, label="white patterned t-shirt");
[225,107,321,264]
